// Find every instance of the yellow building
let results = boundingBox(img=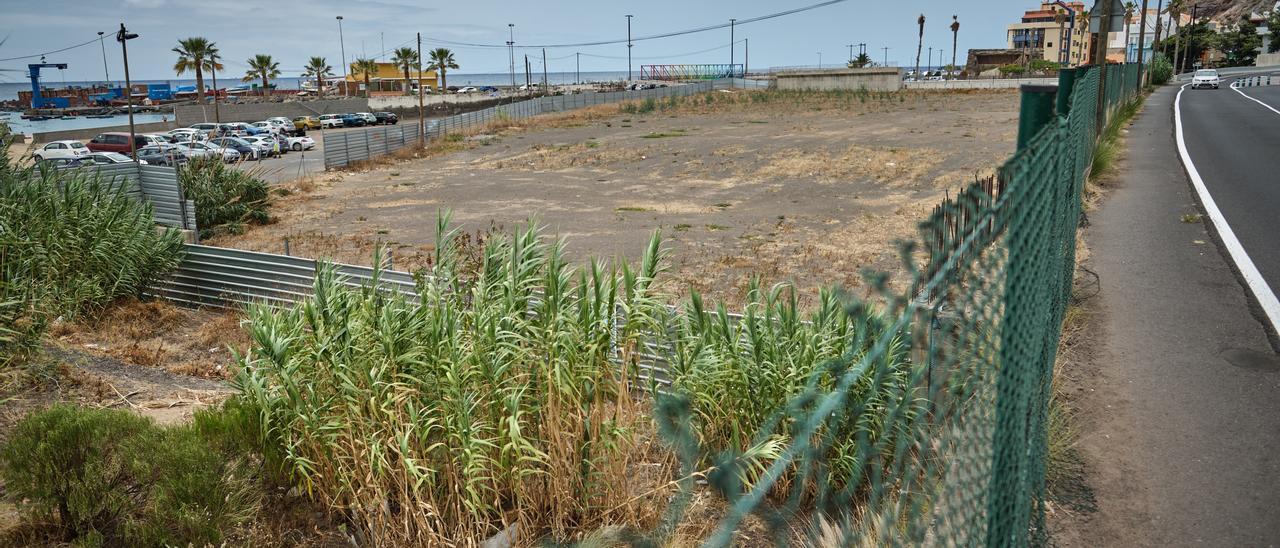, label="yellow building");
[1006,2,1093,67]
[343,62,439,95]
